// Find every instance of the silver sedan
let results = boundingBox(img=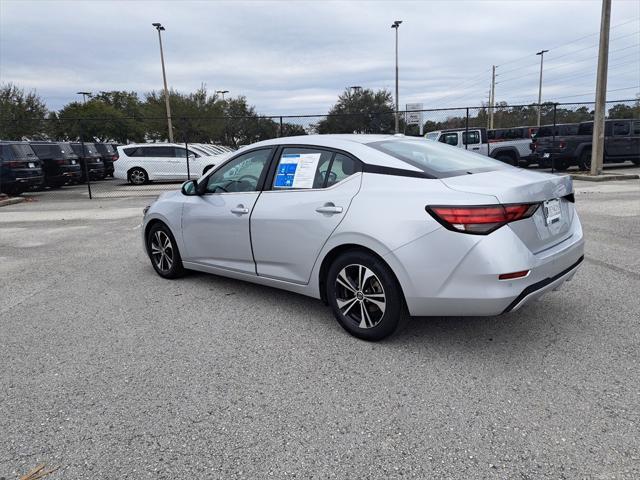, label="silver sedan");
[142,134,584,340]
